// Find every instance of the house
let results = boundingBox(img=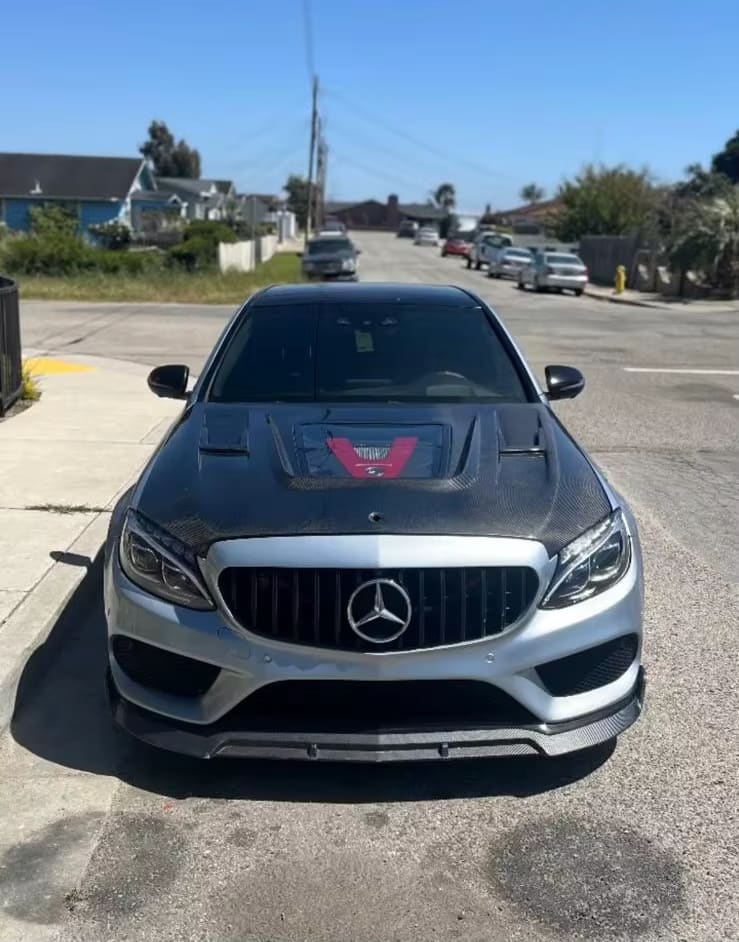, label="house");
[324,194,446,230]
[491,197,562,228]
[0,152,160,239]
[155,177,237,221]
